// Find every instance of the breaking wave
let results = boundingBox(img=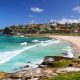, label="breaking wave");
[64,48,74,58]
[20,42,28,46]
[0,44,37,64]
[32,39,39,42]
[0,39,71,65]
